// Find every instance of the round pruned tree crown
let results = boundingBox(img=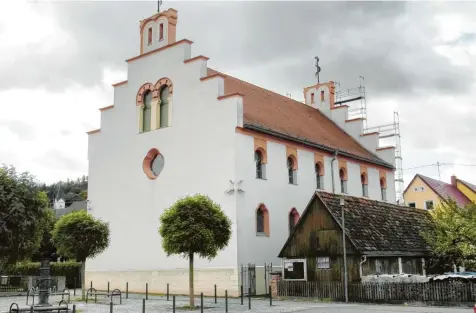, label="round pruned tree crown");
[52,210,110,262]
[159,194,232,260]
